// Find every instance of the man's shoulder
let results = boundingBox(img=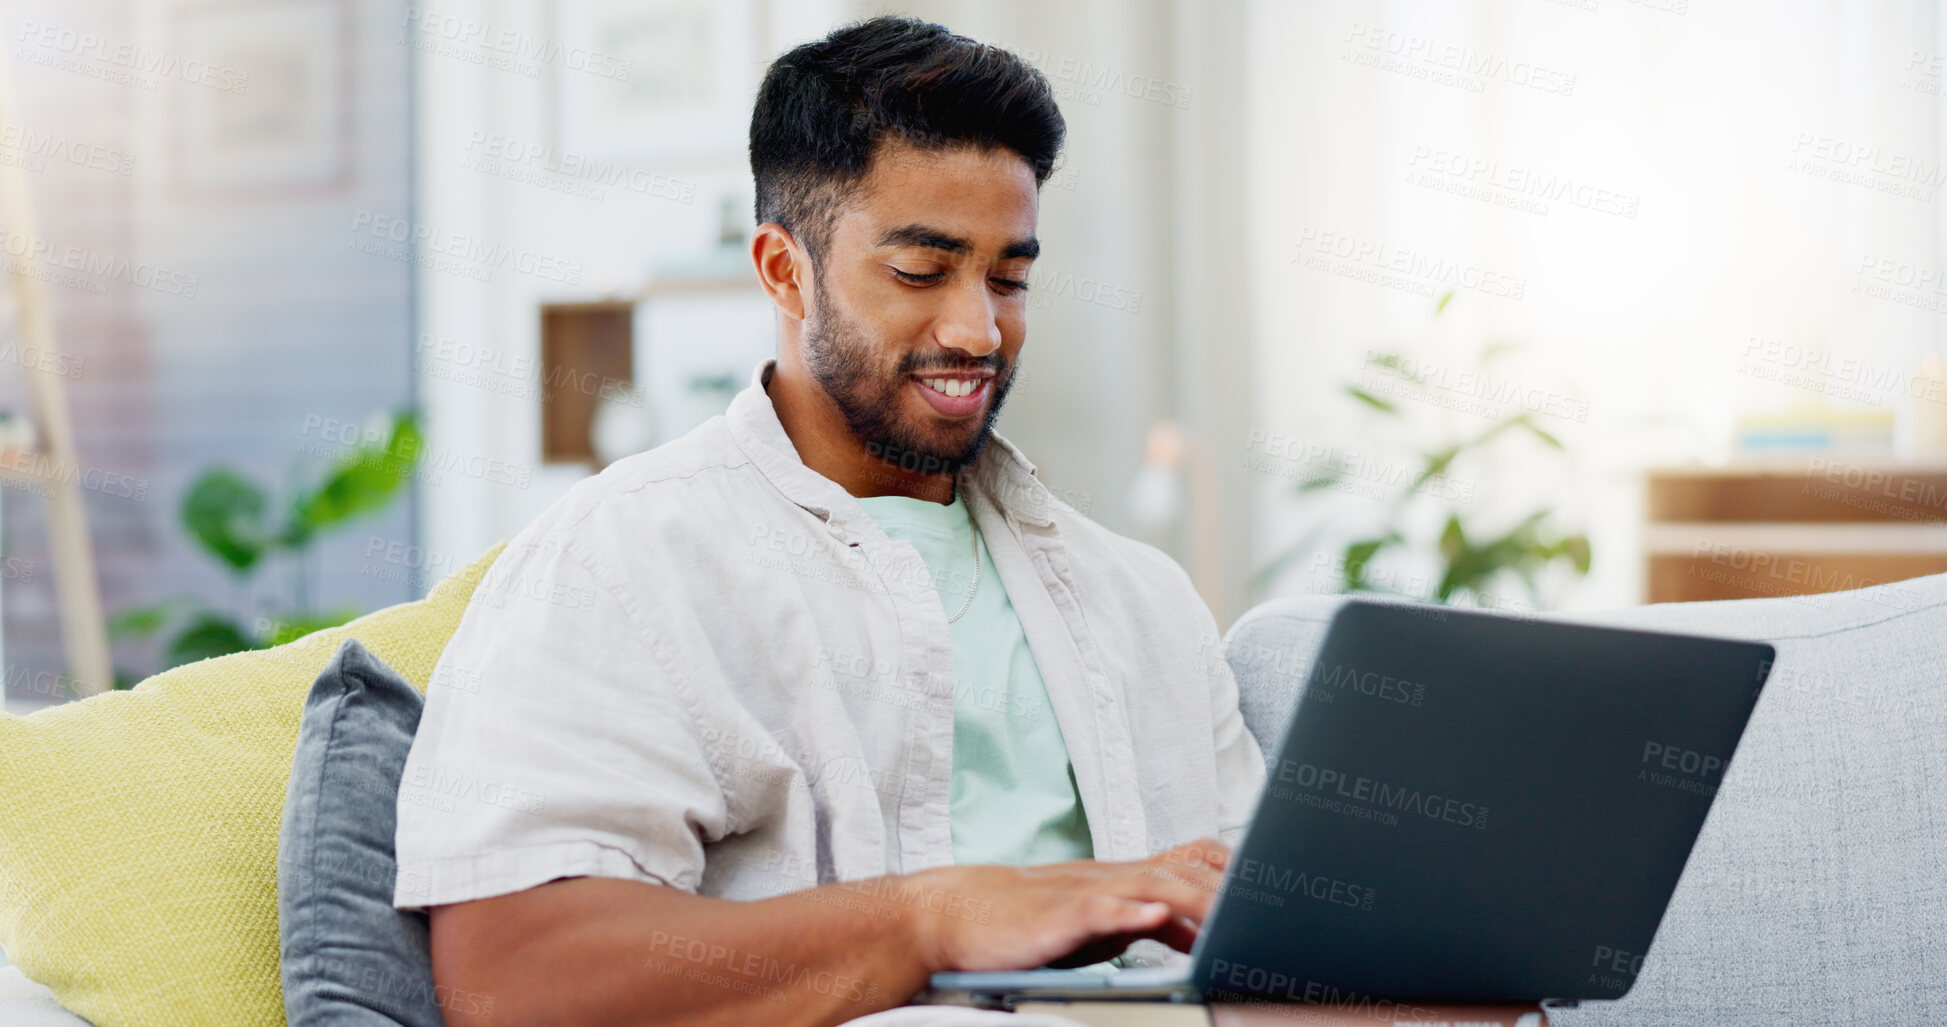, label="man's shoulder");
[518,416,769,546]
